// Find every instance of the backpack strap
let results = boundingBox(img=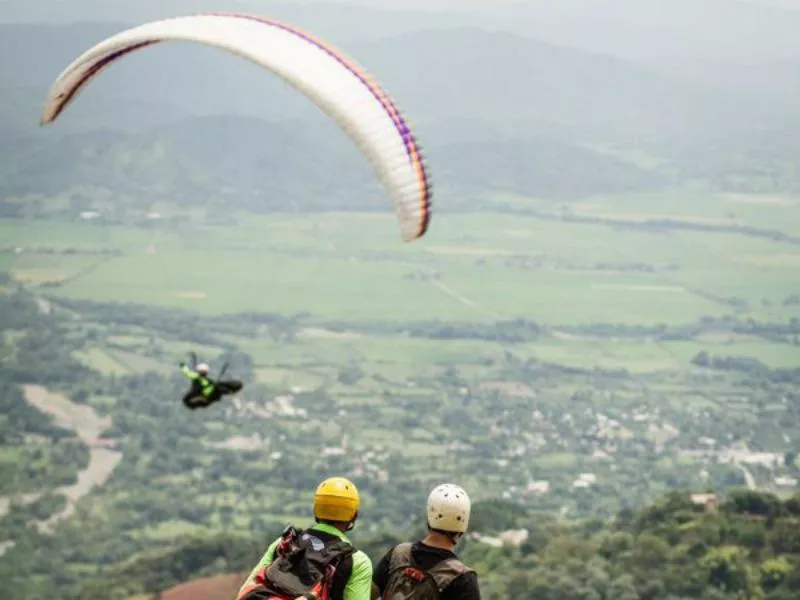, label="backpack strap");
[386,544,473,593]
[388,543,414,573]
[275,525,301,556]
[307,537,354,600]
[426,557,474,592]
